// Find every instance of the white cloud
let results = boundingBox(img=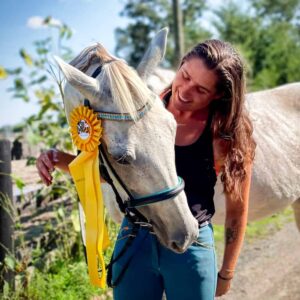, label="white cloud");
[27,16,62,29]
[27,16,45,29]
